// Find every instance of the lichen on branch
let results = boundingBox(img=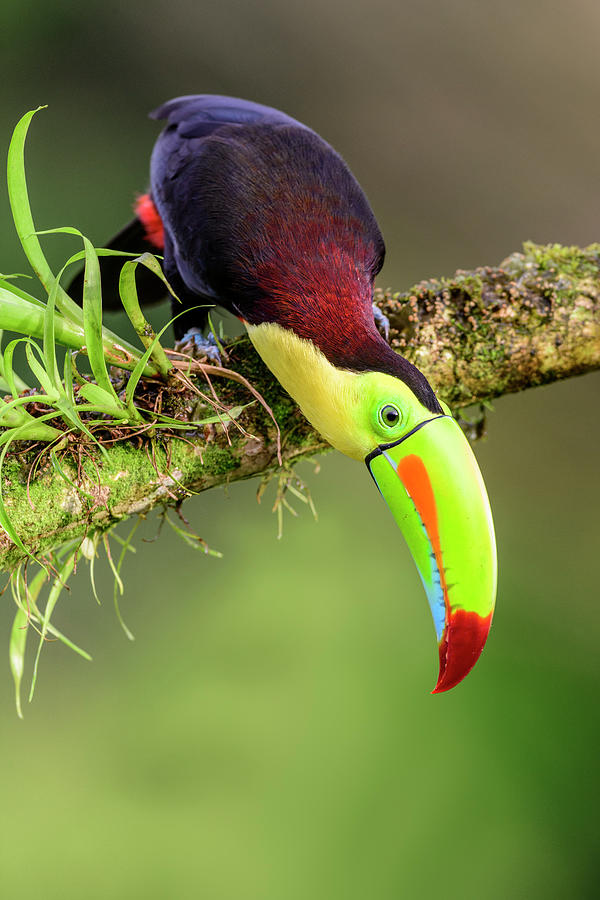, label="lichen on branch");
[379,241,600,405]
